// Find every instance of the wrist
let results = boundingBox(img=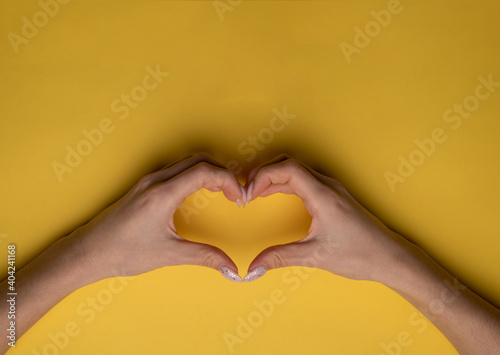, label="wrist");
[377,233,460,314]
[371,232,433,295]
[57,229,109,288]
